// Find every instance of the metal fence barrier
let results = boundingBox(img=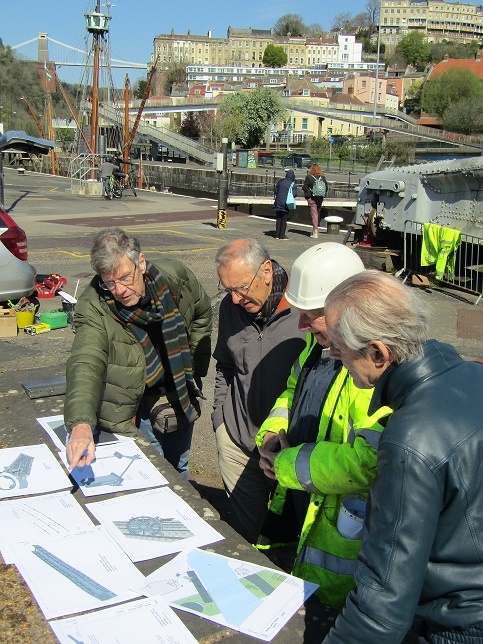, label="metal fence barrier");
[401,220,483,305]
